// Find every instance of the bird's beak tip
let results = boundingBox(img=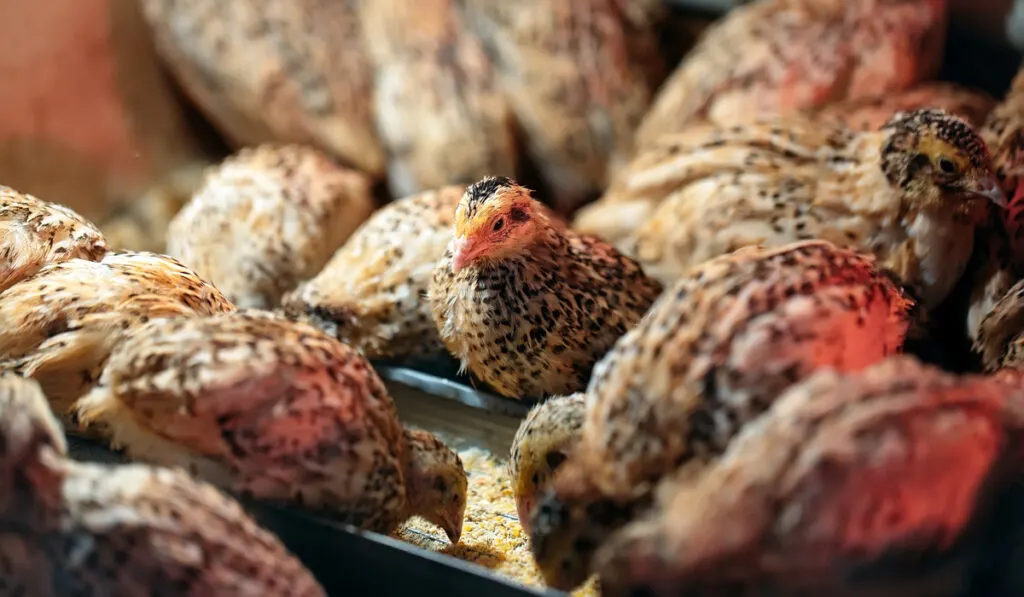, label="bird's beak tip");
[450,235,470,272]
[444,519,463,544]
[974,175,1007,209]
